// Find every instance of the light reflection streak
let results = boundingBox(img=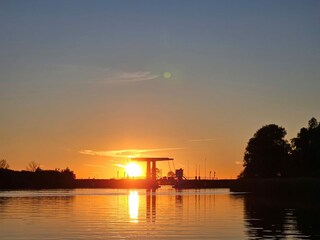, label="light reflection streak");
[146,190,156,222]
[128,191,139,222]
